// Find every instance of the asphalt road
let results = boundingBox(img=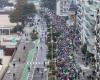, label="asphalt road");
[28,14,48,80]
